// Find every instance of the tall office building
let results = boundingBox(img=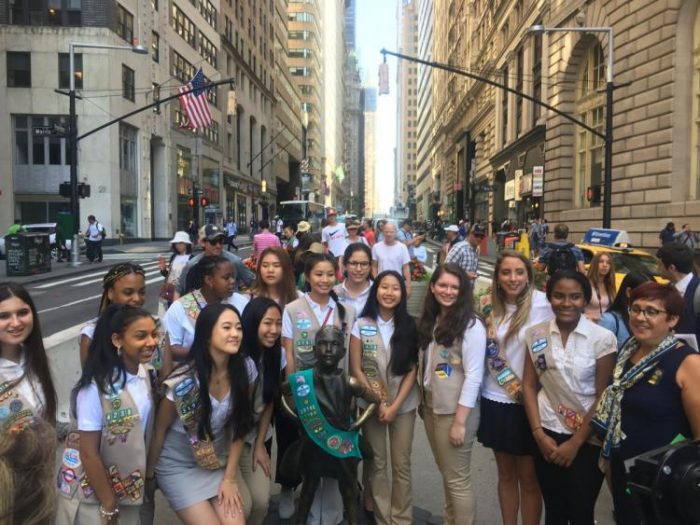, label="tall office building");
[363,87,377,217]
[396,0,418,214]
[343,0,363,215]
[415,0,434,222]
